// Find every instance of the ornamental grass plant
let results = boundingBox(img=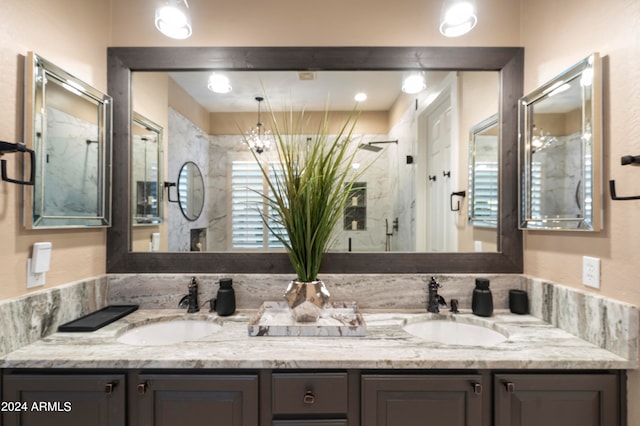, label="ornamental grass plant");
[248,100,364,283]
